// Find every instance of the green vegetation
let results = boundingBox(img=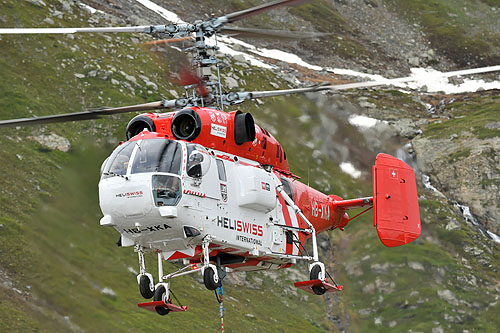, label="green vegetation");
[423,95,500,139]
[383,0,500,66]
[448,147,471,161]
[330,196,500,332]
